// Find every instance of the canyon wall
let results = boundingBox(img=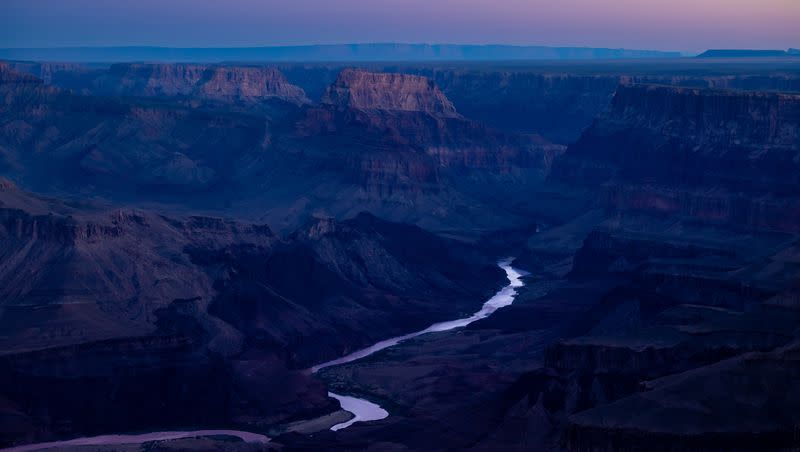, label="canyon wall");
[552,84,800,231]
